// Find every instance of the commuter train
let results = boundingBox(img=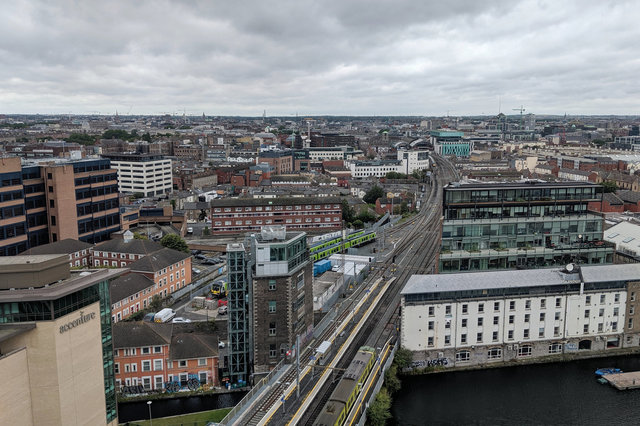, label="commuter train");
[310,230,376,262]
[313,346,377,426]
